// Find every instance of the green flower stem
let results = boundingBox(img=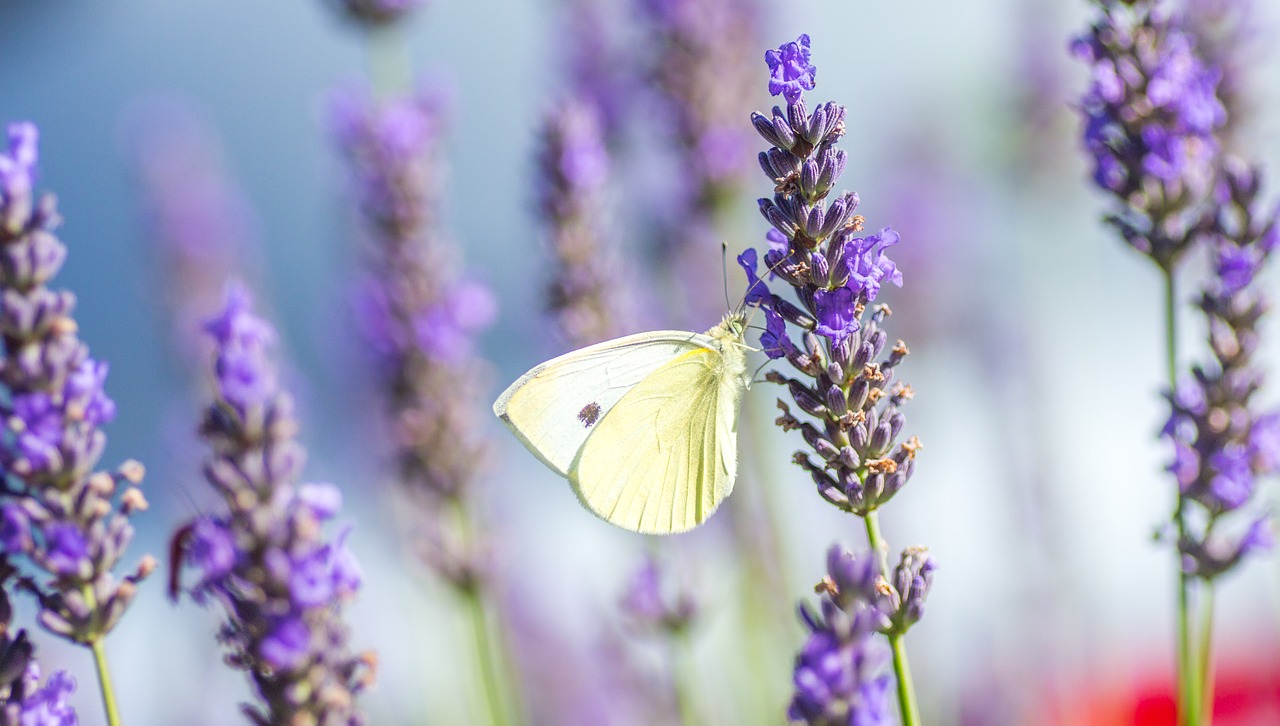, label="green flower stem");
[461,584,510,726]
[671,628,701,726]
[864,512,920,726]
[367,24,412,99]
[83,586,122,726]
[1164,269,1200,726]
[1198,587,1216,726]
